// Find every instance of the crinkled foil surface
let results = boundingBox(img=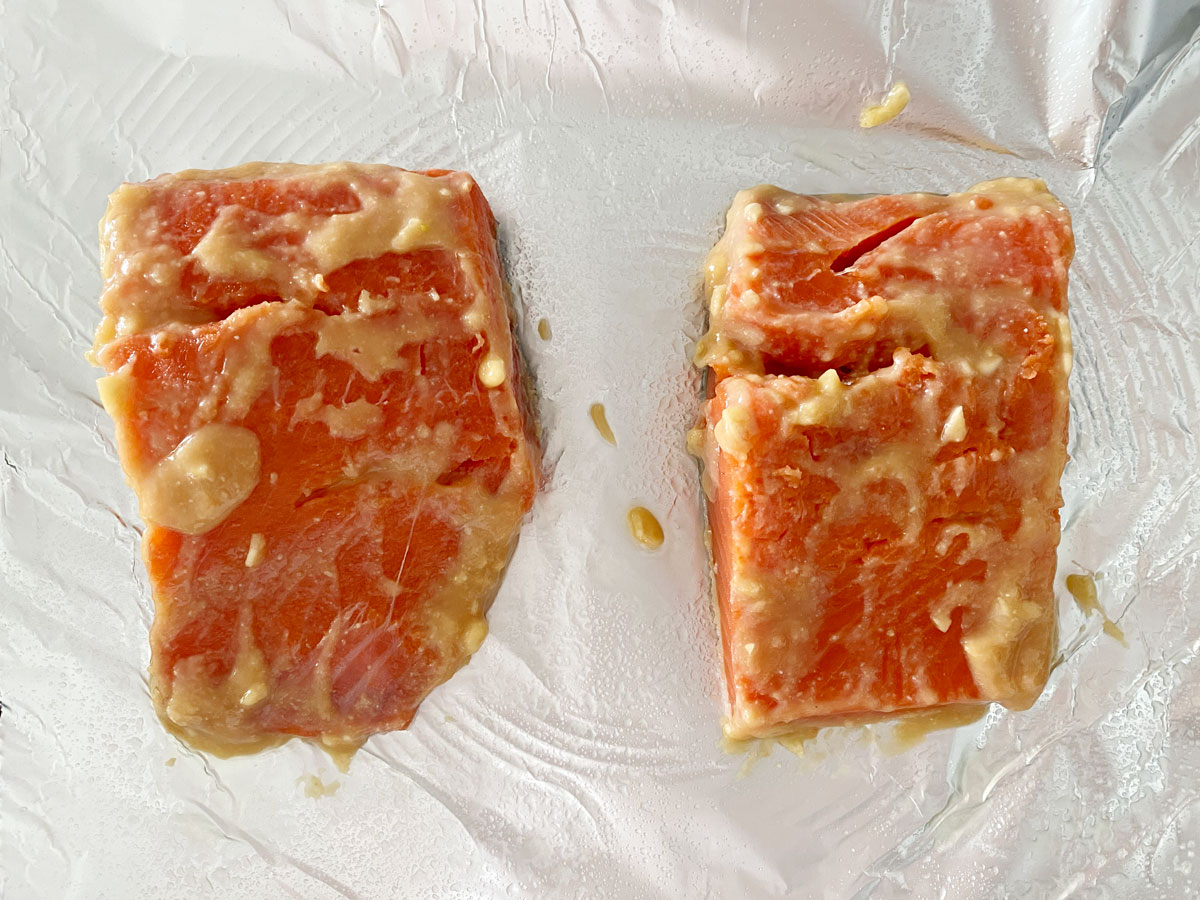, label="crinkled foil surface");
[3,1,1199,897]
